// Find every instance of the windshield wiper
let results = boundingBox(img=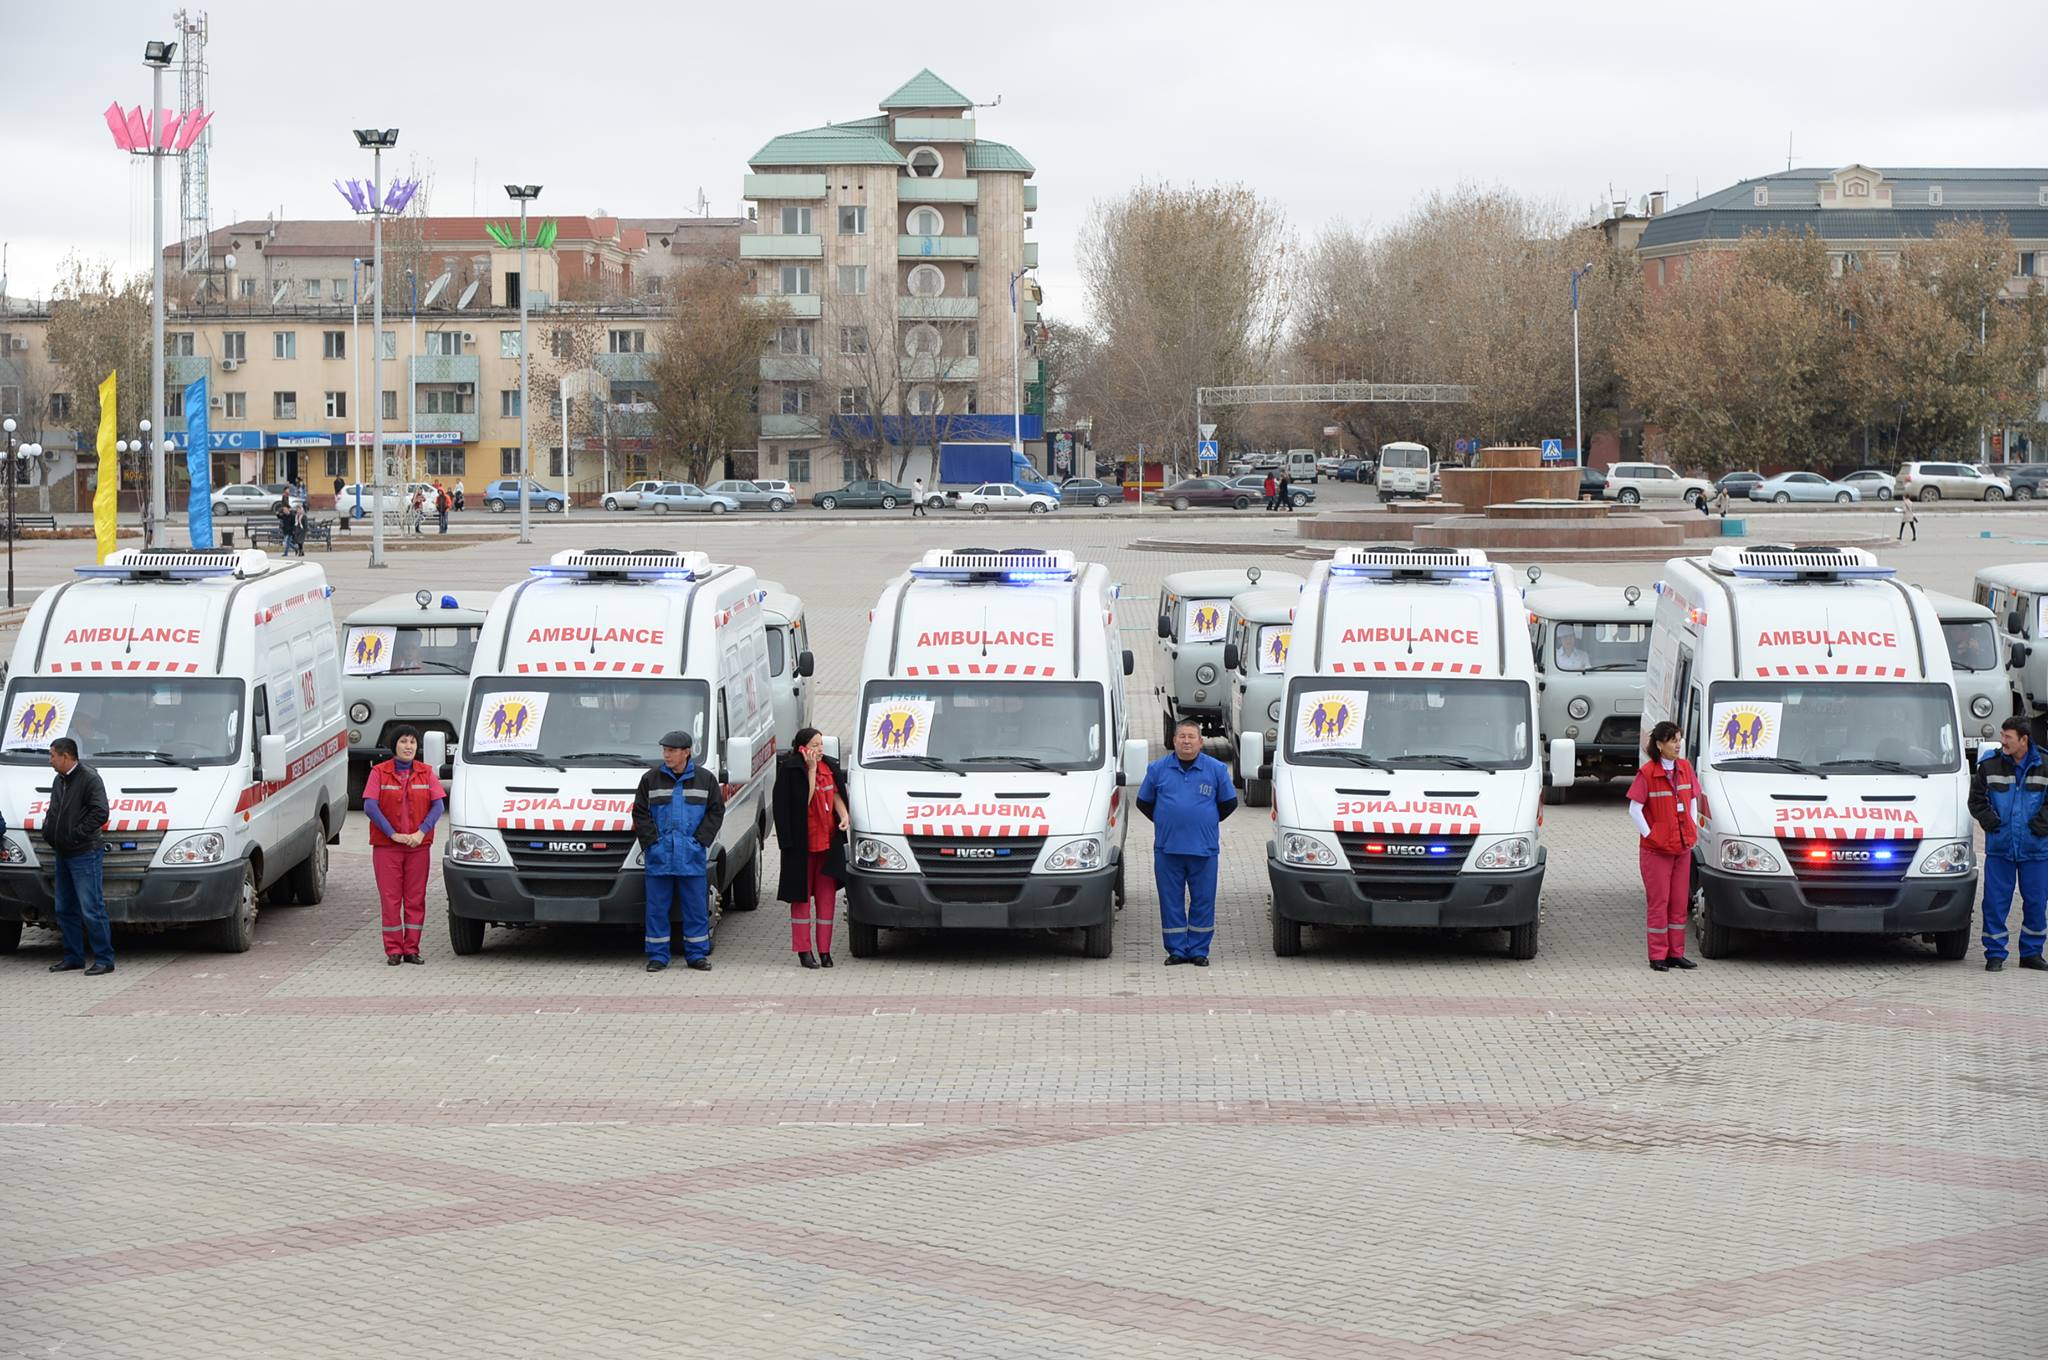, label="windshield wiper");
[1312,751,1397,770]
[481,750,566,772]
[866,754,953,771]
[1815,758,1926,778]
[1716,756,1825,778]
[956,755,1062,771]
[1383,754,1493,770]
[391,659,468,674]
[93,749,200,770]
[1582,662,1646,673]
[558,752,647,765]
